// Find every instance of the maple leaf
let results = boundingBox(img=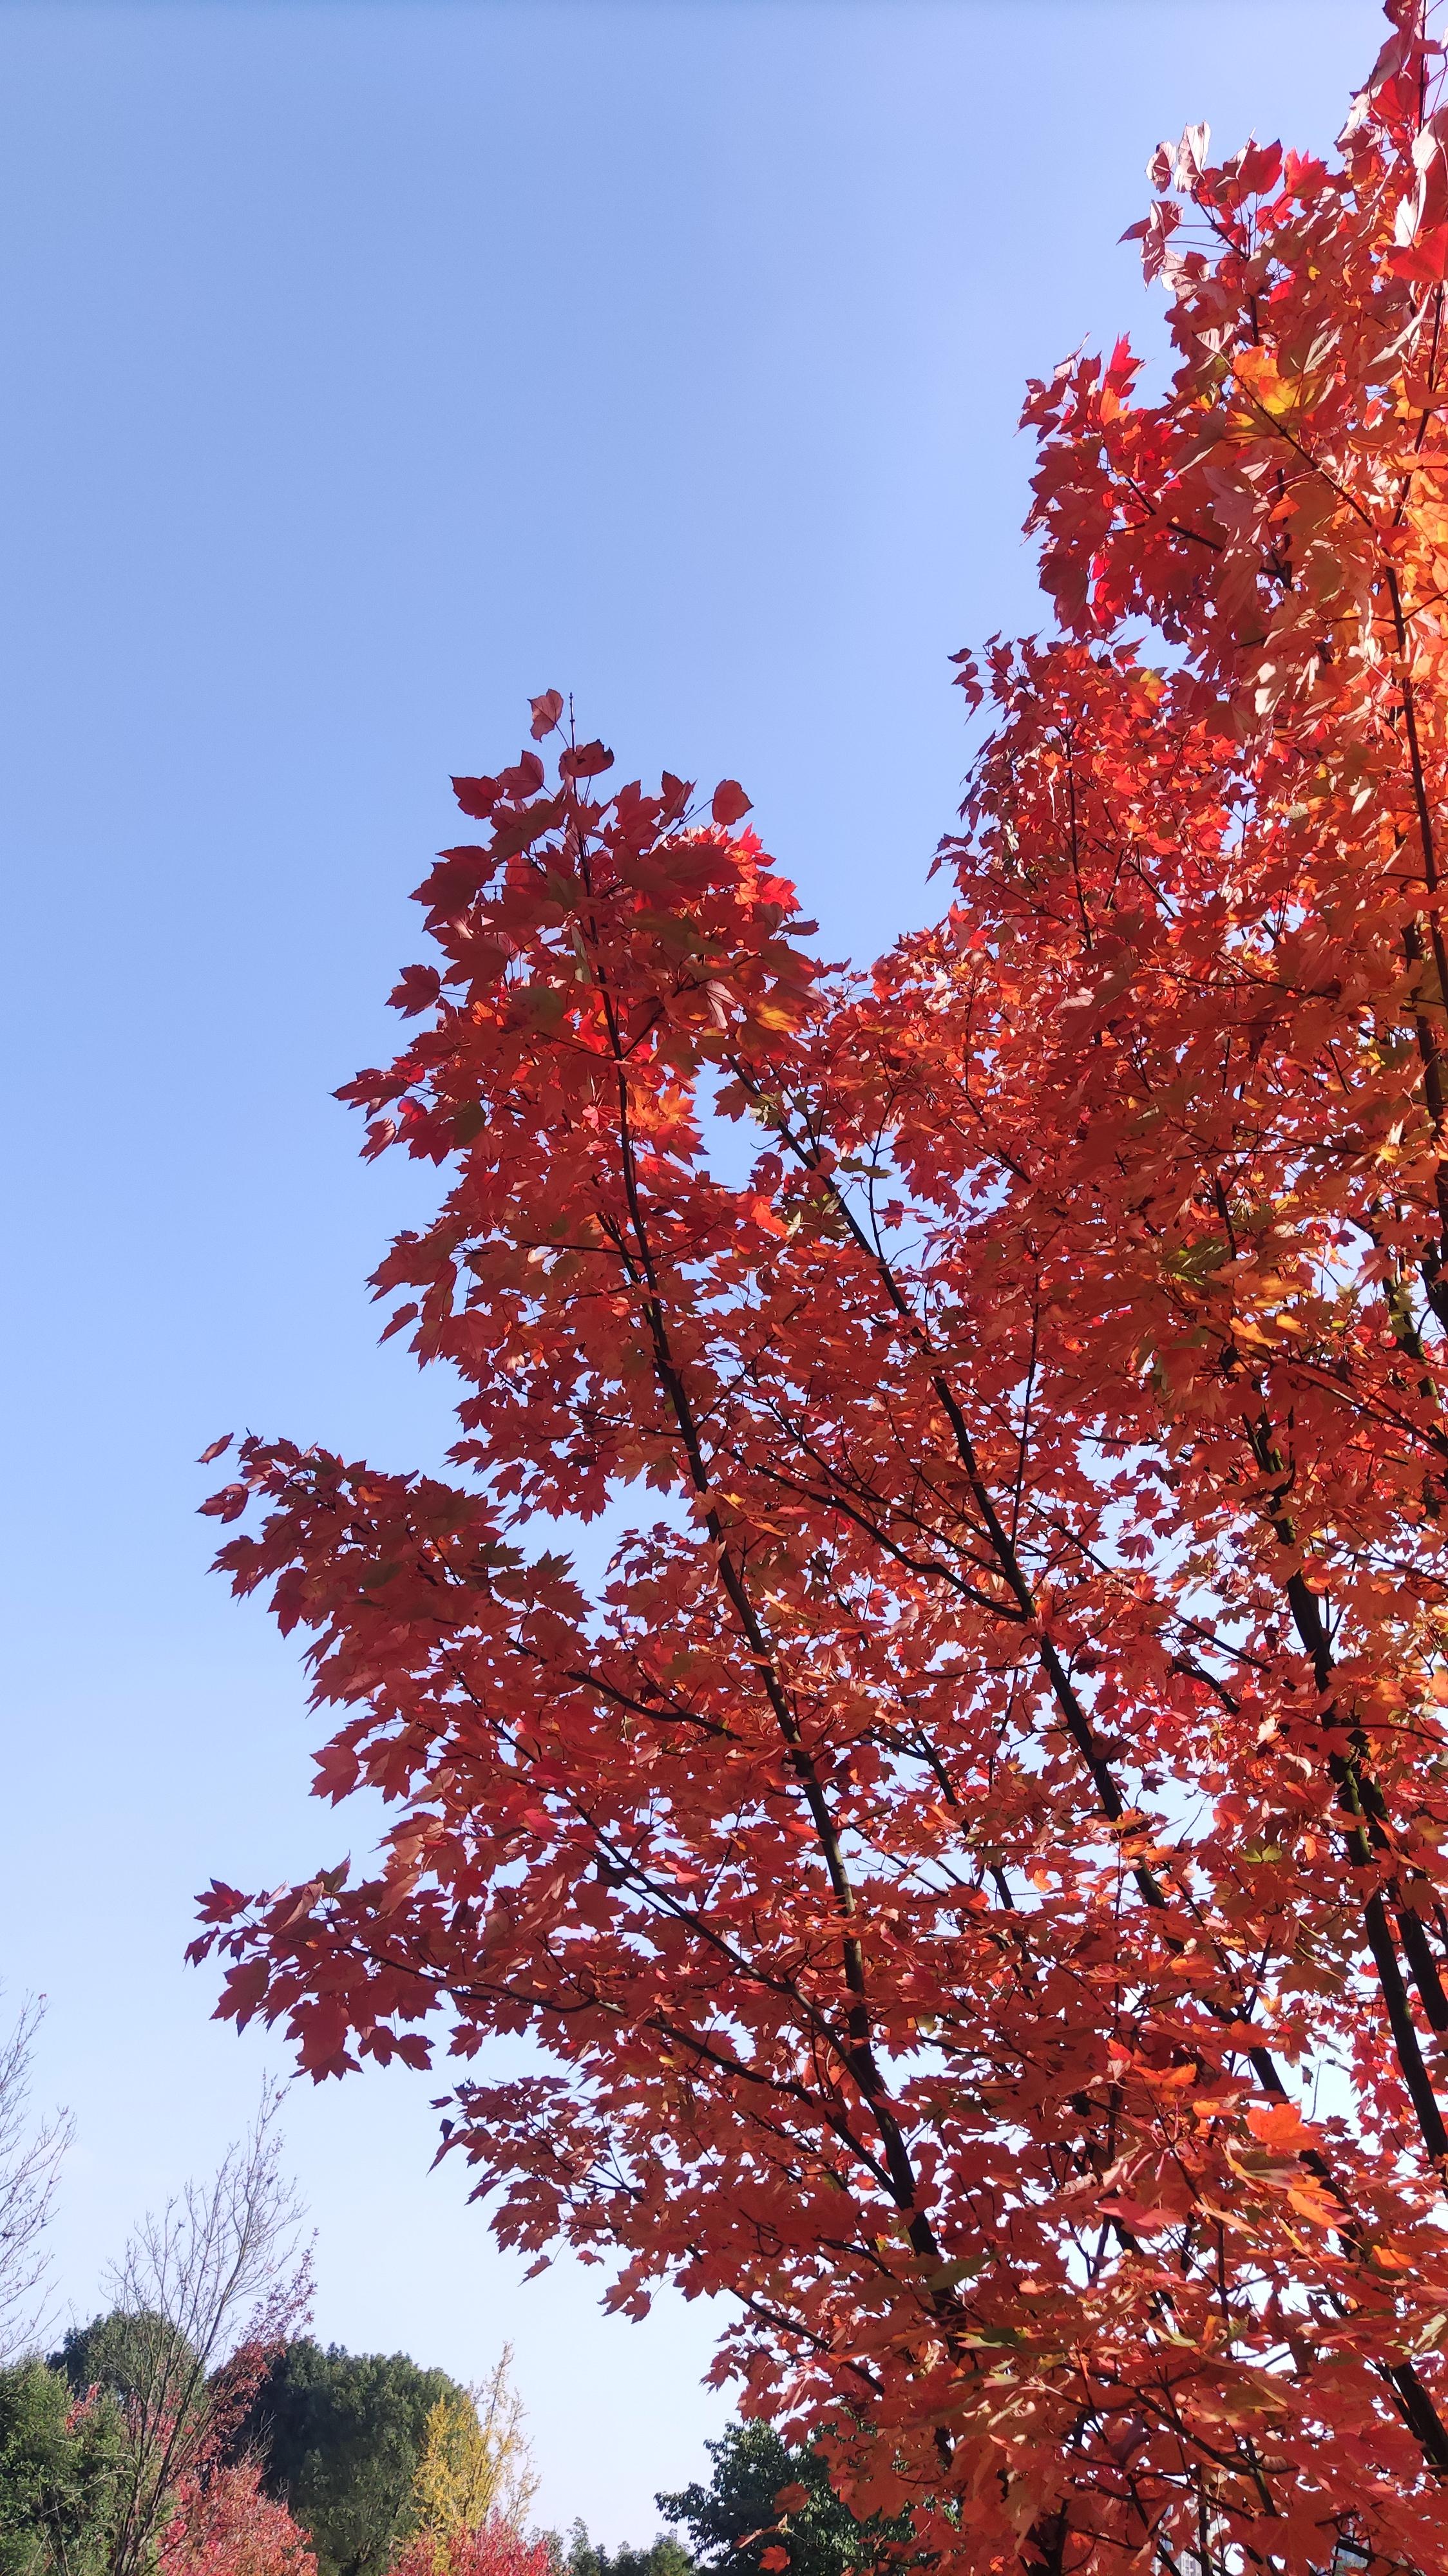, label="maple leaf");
[452,775,500,819]
[388,964,442,1018]
[559,739,614,781]
[711,778,753,825]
